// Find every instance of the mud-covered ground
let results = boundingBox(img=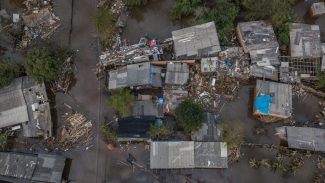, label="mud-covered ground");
[1,0,325,182]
